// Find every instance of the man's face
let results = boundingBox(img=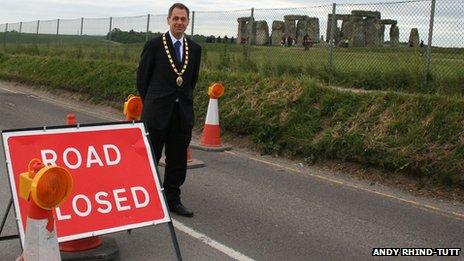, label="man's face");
[167,7,189,38]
